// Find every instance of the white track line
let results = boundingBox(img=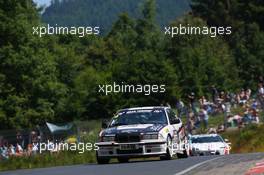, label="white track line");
[174,157,221,175]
